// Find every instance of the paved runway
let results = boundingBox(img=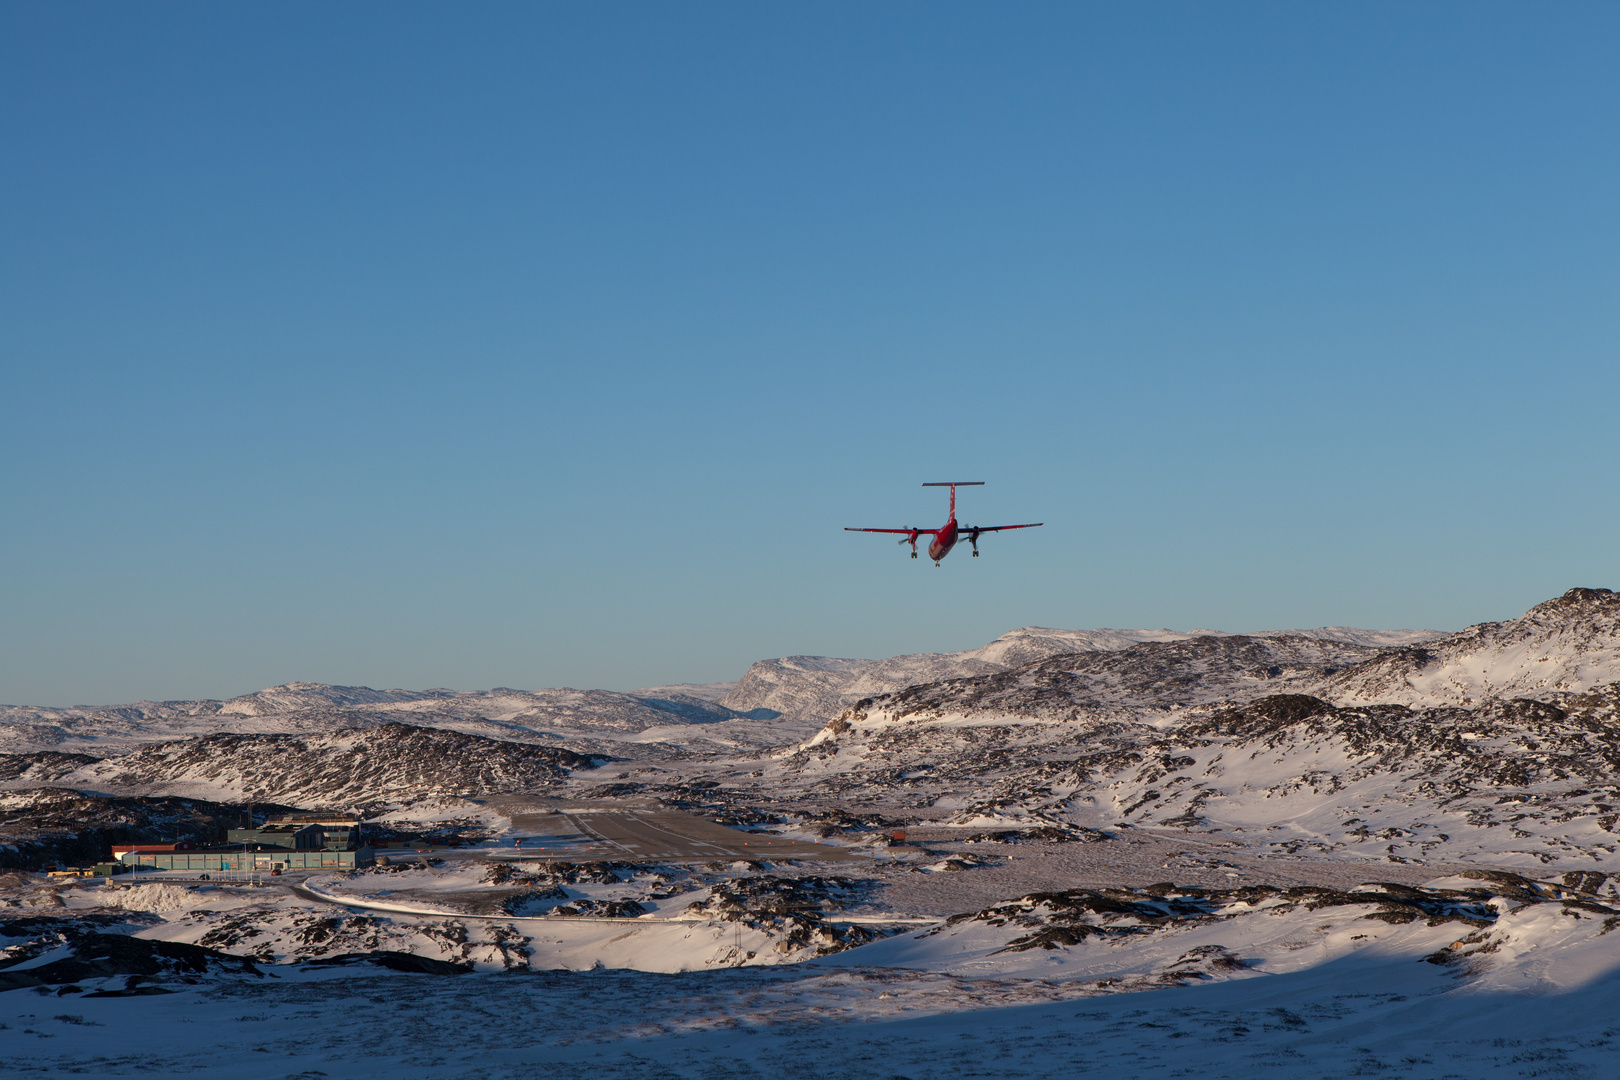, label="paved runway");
[565,810,865,863]
[467,798,864,863]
